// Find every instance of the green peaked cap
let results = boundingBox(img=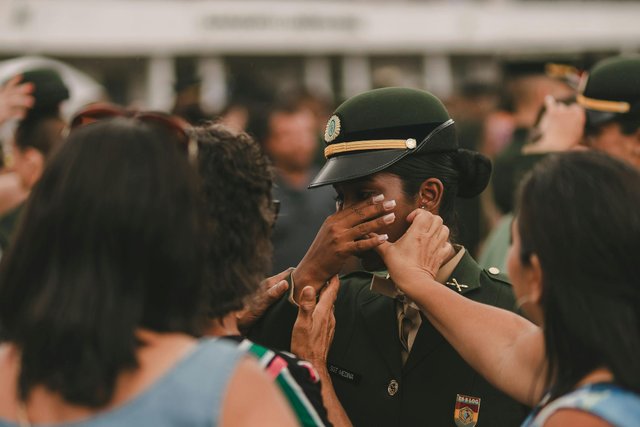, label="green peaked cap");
[578,56,640,126]
[311,87,458,188]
